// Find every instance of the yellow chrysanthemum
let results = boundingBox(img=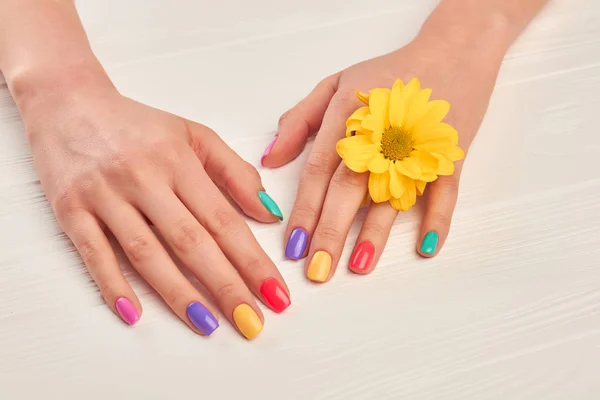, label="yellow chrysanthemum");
[337,78,464,211]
